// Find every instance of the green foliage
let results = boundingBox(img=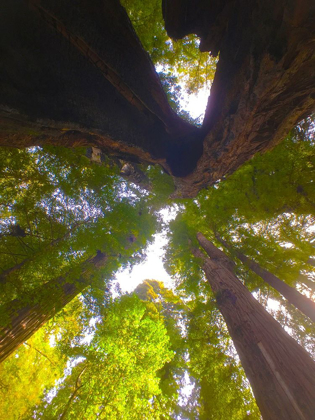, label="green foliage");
[34,294,173,419]
[0,146,157,307]
[146,165,176,204]
[185,300,260,419]
[173,122,315,292]
[121,0,217,95]
[164,215,206,296]
[0,330,65,420]
[135,280,187,416]
[134,280,260,419]
[158,72,203,125]
[0,297,88,420]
